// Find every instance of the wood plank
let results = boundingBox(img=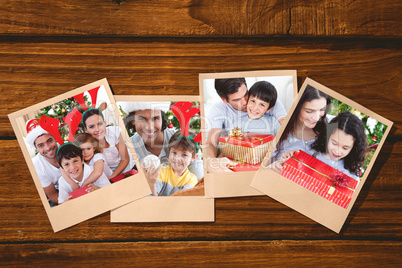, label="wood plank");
[0,1,401,37]
[0,241,401,266]
[0,140,400,242]
[1,38,400,136]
